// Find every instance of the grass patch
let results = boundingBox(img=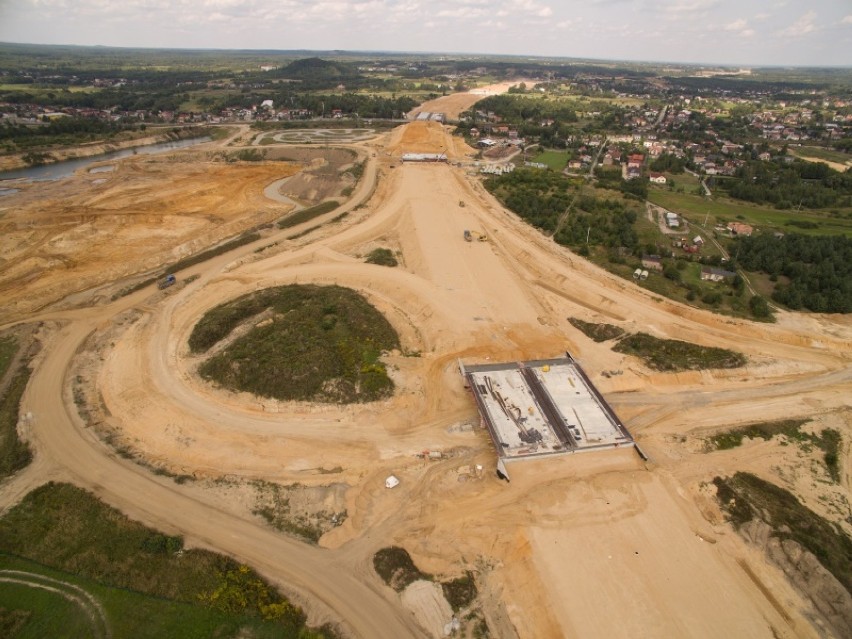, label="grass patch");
[815,428,842,483]
[191,285,399,403]
[647,189,852,238]
[0,483,317,635]
[708,419,809,450]
[365,248,398,267]
[110,276,159,301]
[0,335,18,380]
[252,482,346,545]
[708,421,842,482]
[0,554,306,639]
[286,225,322,240]
[277,201,340,230]
[441,572,478,612]
[568,317,625,342]
[163,232,261,274]
[372,547,430,592]
[713,472,852,594]
[613,332,746,371]
[0,367,33,480]
[531,149,568,171]
[790,146,851,165]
